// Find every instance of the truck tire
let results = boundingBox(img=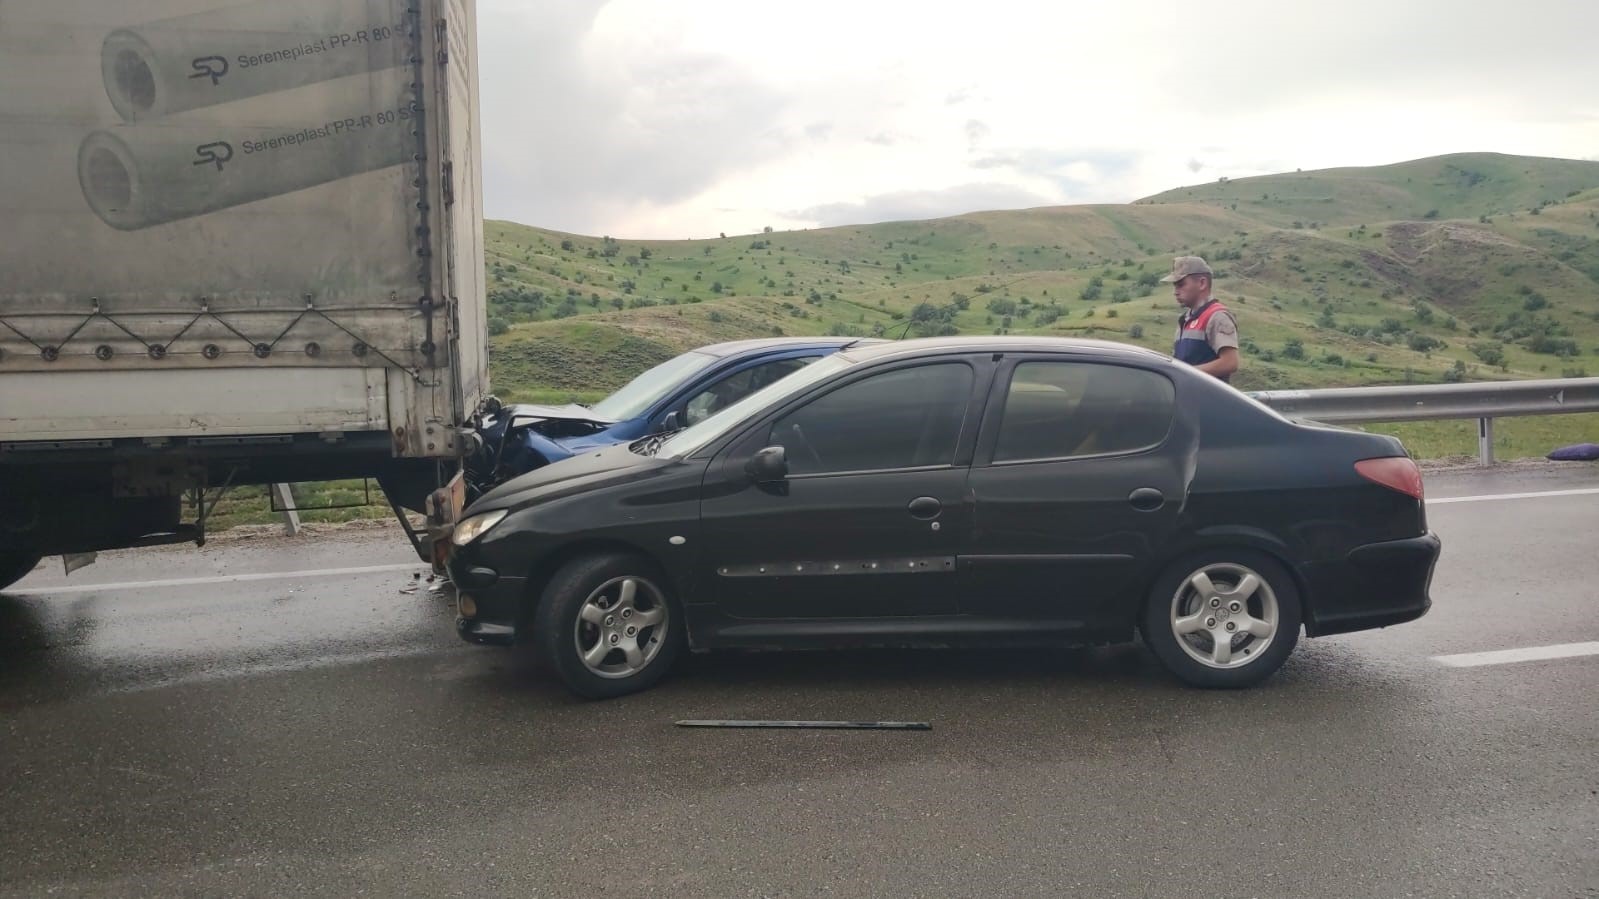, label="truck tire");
[0,546,43,592]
